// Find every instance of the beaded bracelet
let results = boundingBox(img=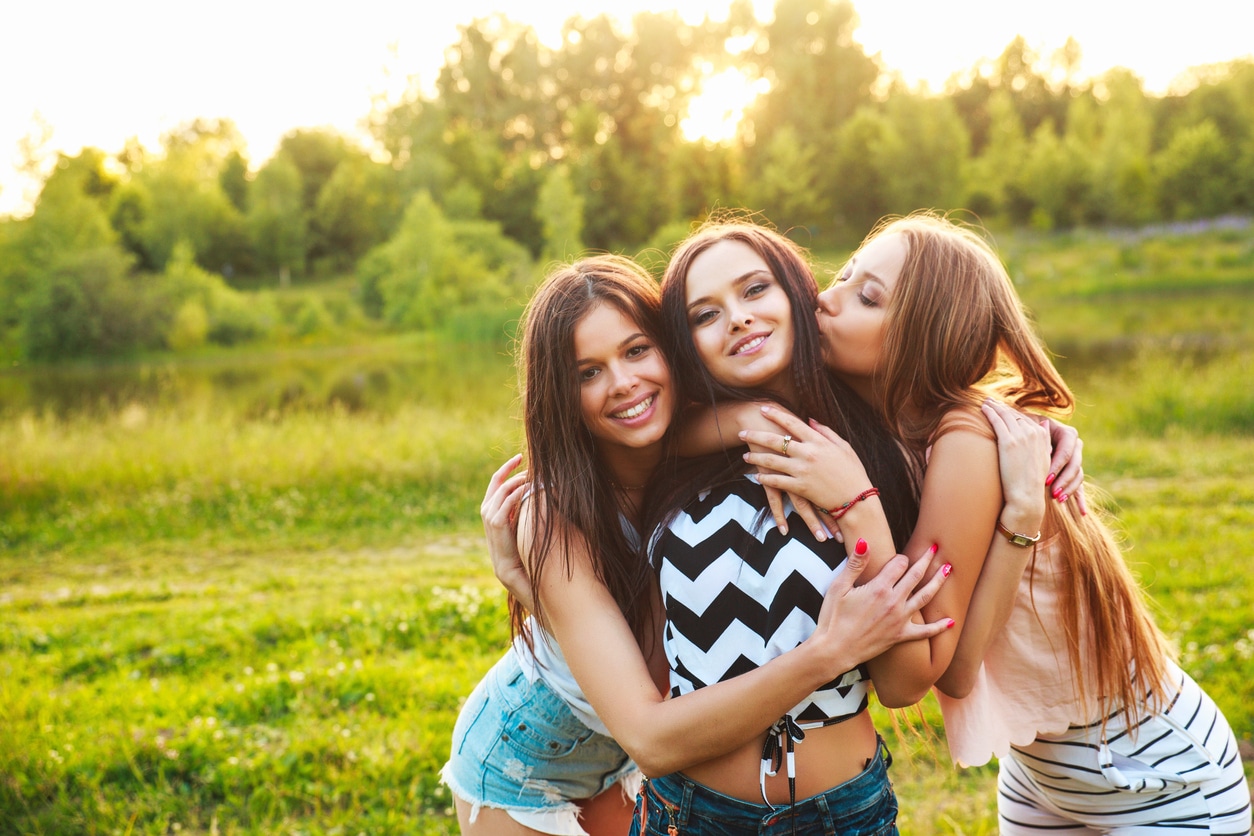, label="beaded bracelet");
[828,487,880,520]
